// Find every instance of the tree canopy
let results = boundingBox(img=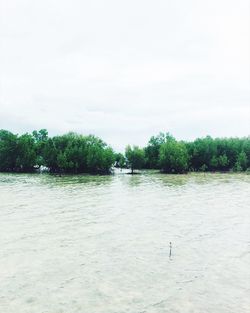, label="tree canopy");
[144,132,174,169]
[0,129,249,174]
[125,145,145,174]
[159,139,189,173]
[0,129,115,174]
